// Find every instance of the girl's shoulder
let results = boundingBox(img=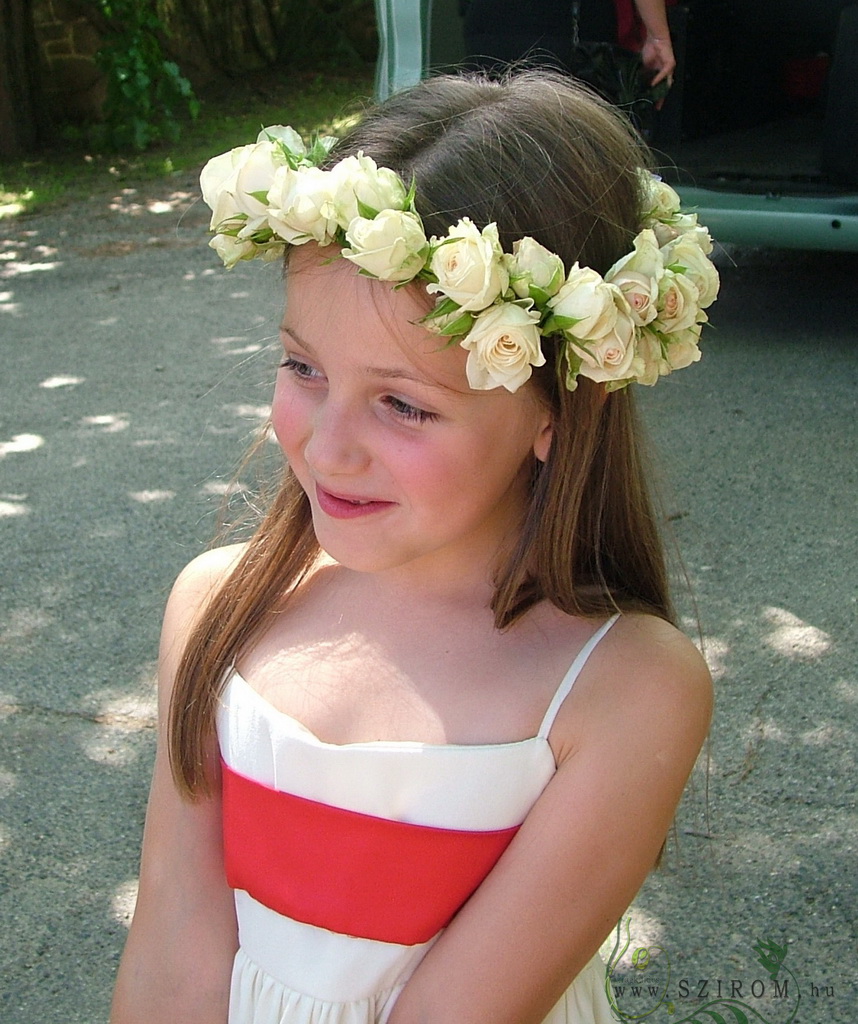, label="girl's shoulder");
[167,542,247,619]
[598,612,712,714]
[171,542,248,600]
[543,606,710,697]
[548,610,713,764]
[606,611,710,679]
[158,543,248,673]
